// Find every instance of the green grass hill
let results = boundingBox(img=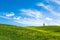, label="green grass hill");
[0,24,60,40]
